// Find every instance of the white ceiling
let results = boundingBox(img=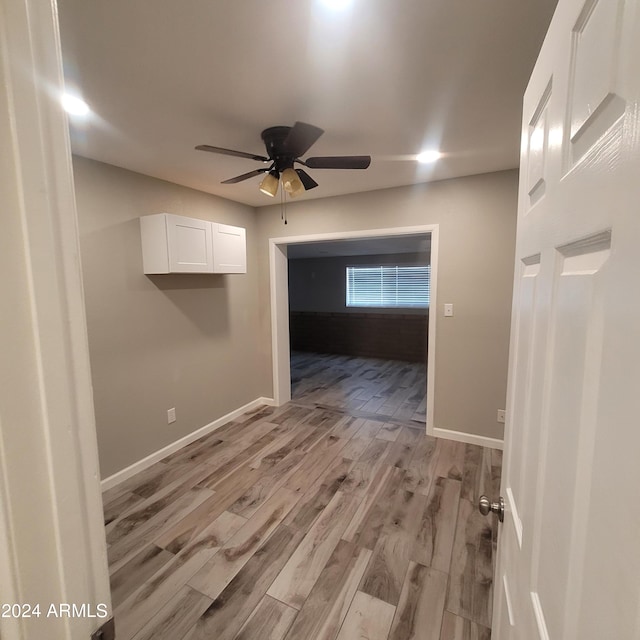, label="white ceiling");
[57,0,558,208]
[287,234,431,259]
